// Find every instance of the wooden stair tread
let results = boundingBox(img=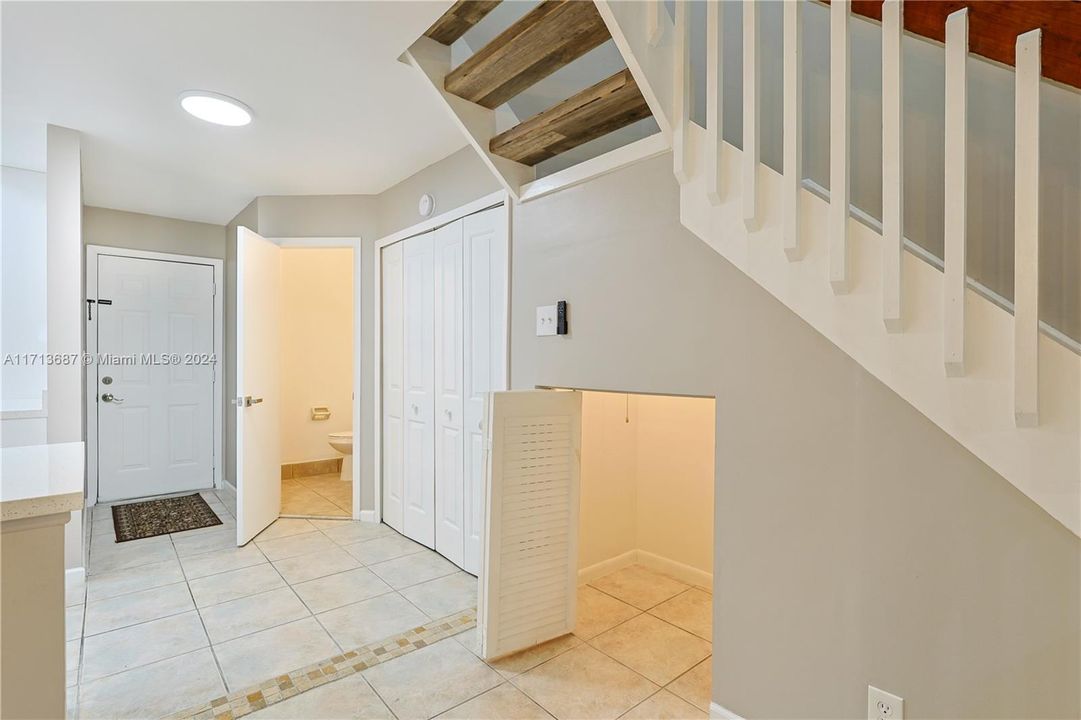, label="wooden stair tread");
[489,68,652,166]
[444,0,612,109]
[424,1,502,46]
